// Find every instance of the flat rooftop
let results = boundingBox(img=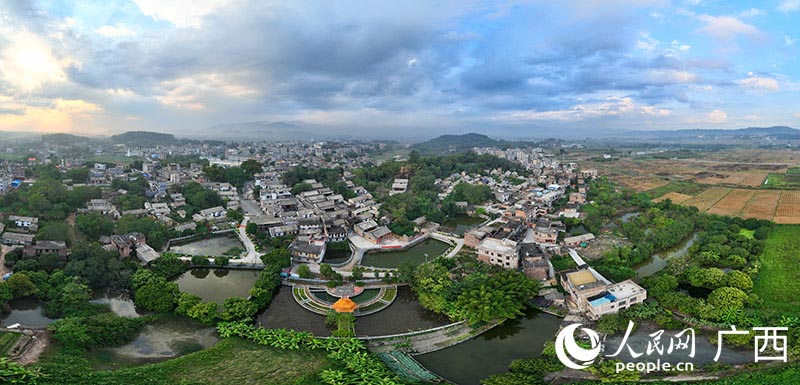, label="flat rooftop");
[607,280,646,300]
[566,270,597,286]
